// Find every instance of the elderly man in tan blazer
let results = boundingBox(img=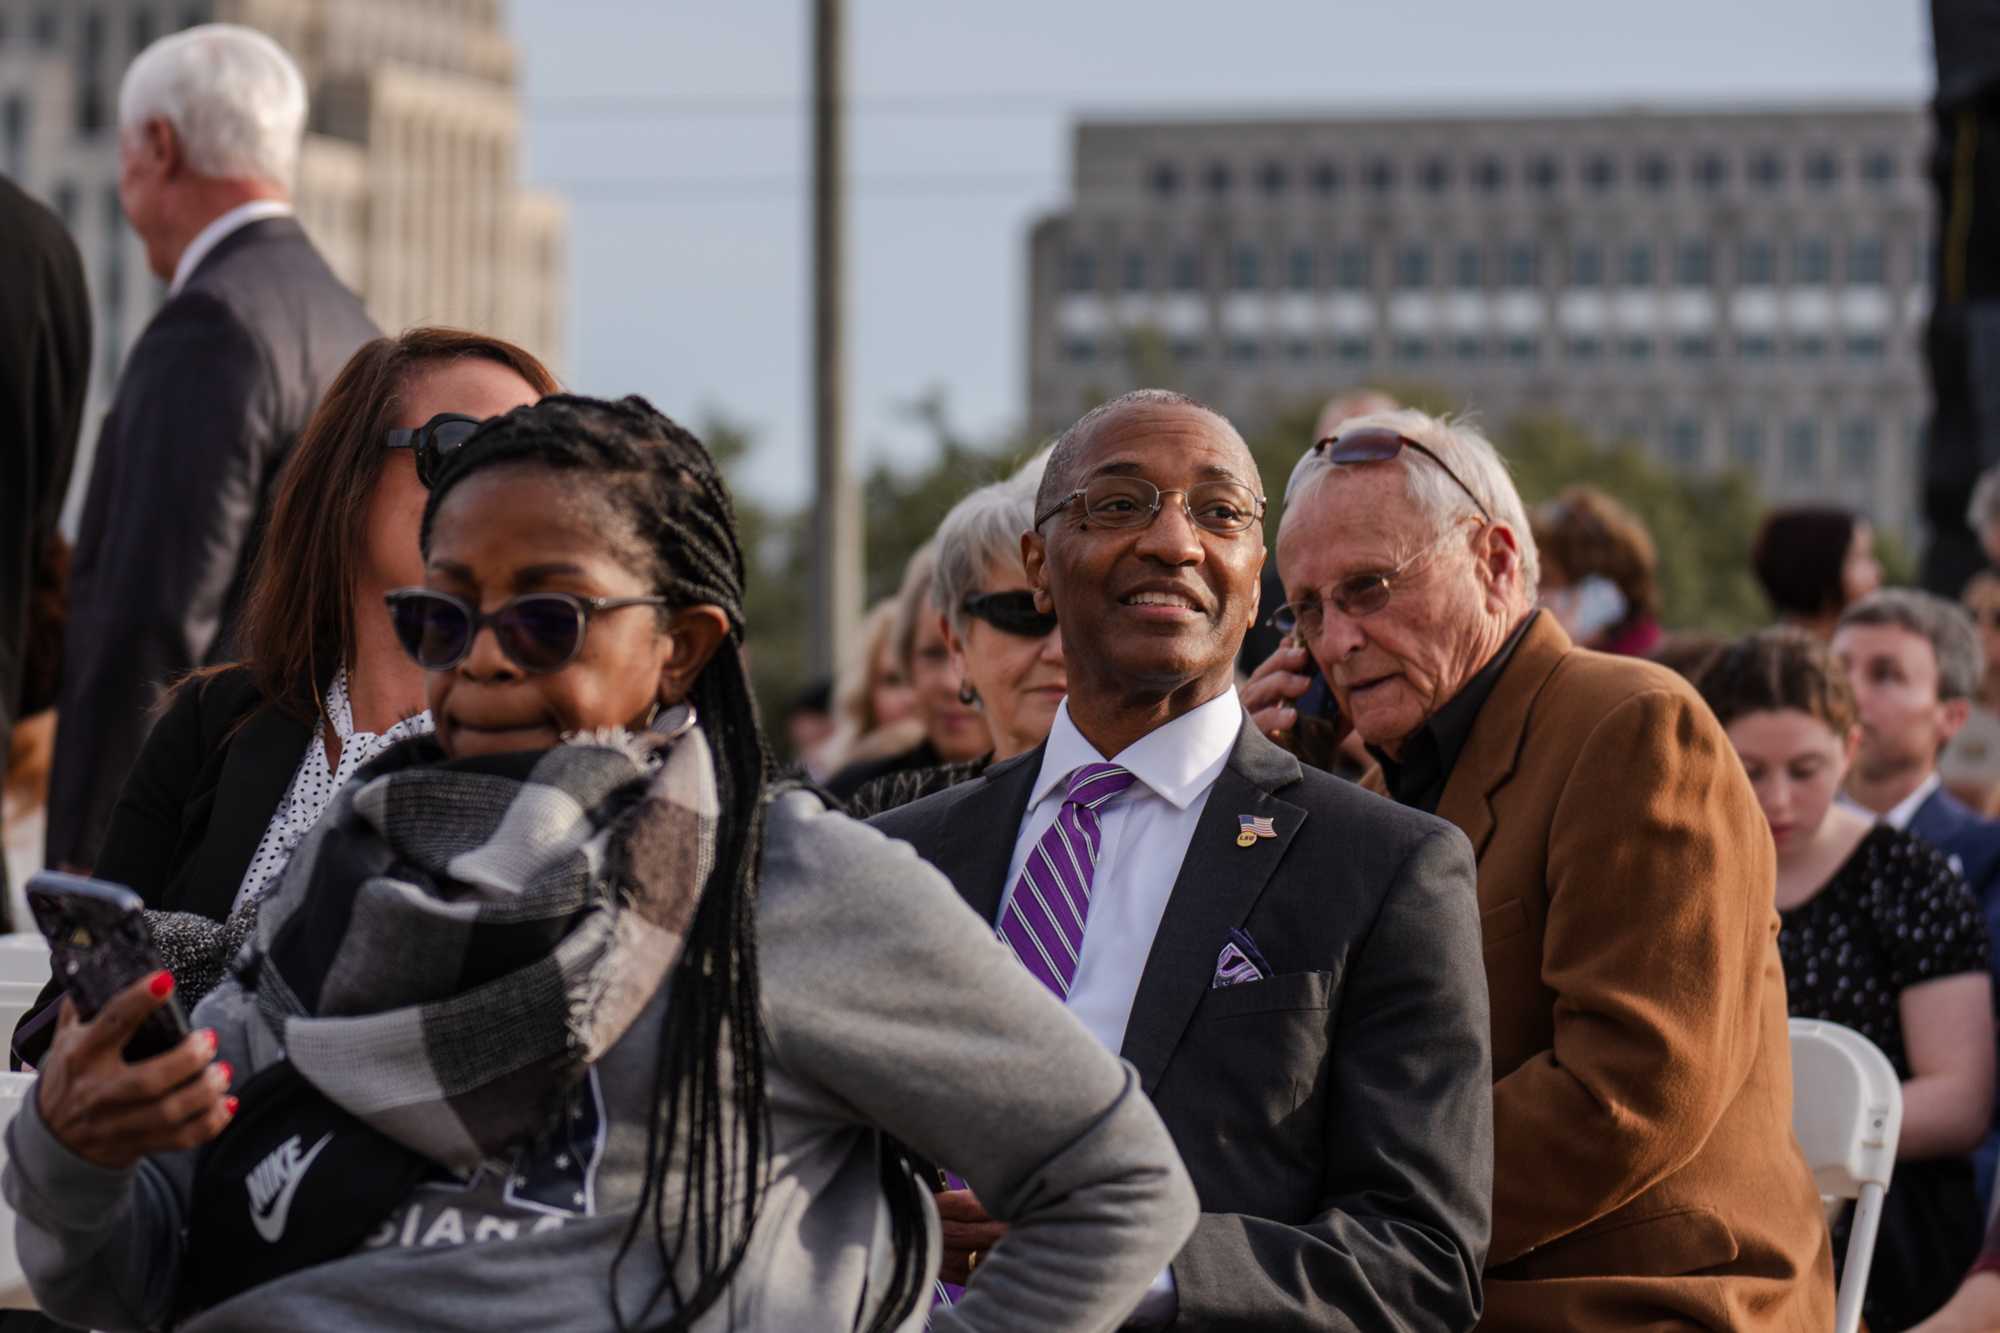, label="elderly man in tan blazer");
[1246,409,1833,1330]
